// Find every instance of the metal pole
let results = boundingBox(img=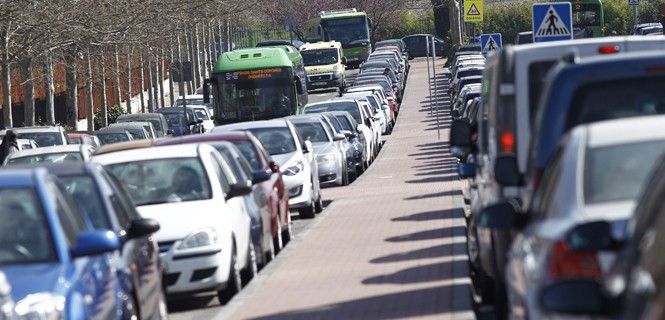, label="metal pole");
[432,36,440,140]
[426,37,433,116]
[633,6,638,27]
